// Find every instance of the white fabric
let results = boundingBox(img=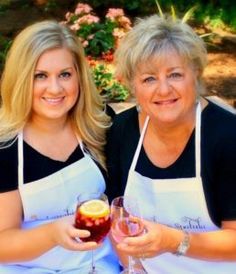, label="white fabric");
[0,133,119,273]
[124,103,236,273]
